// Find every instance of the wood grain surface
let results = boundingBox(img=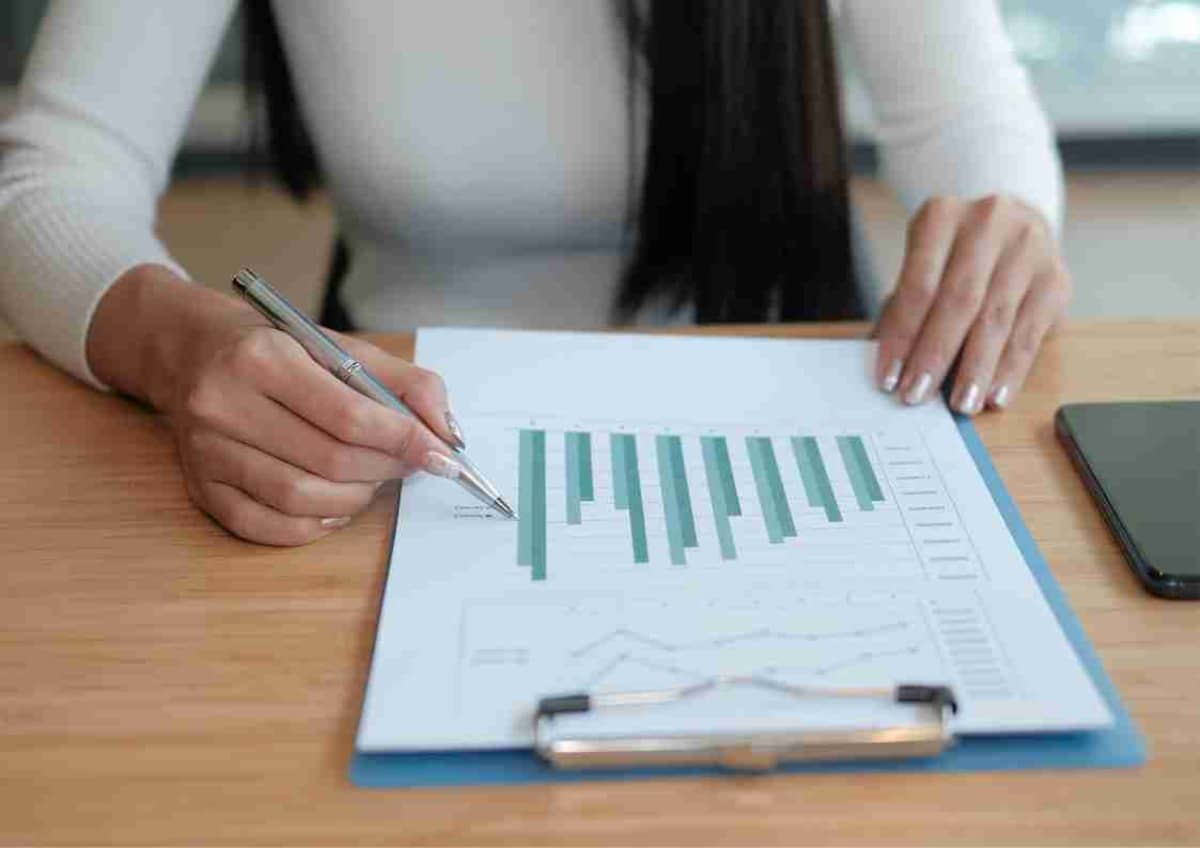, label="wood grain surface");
[1,321,1197,845]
